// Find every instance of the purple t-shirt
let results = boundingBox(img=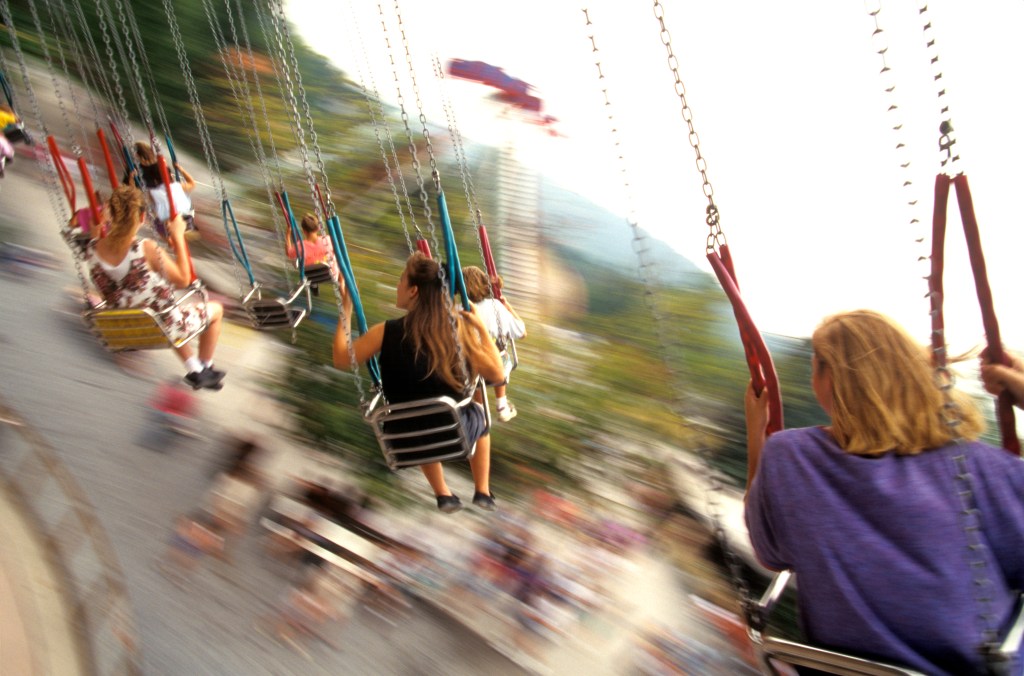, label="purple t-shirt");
[746,426,1024,675]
